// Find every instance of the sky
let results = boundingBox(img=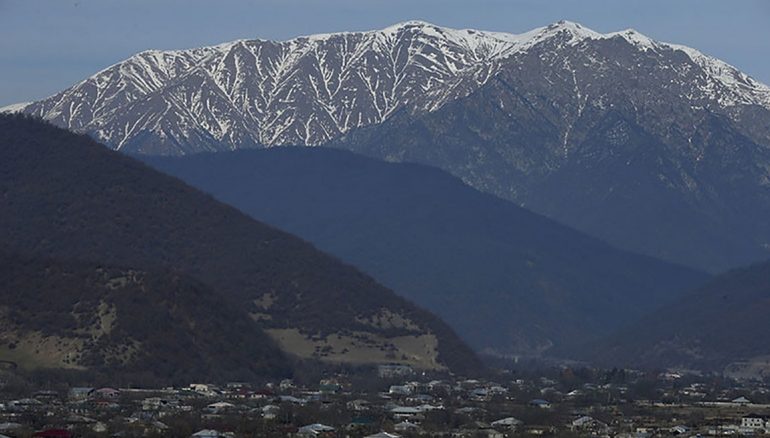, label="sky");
[1,0,769,107]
